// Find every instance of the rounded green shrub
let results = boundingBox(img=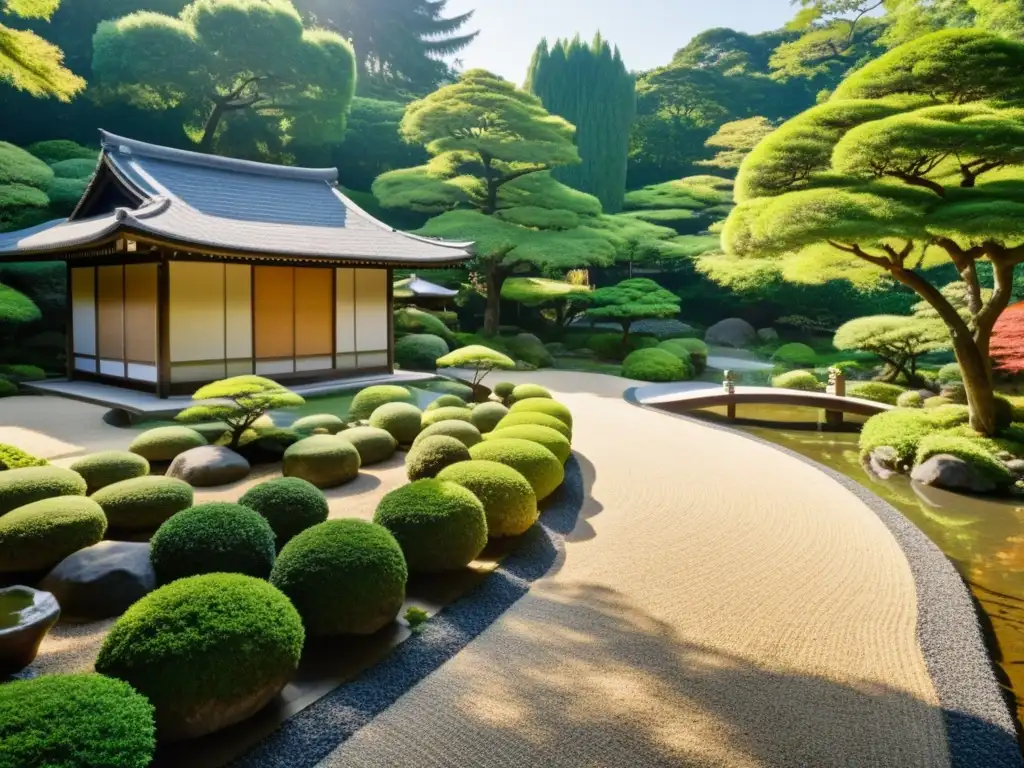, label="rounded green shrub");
[373,480,488,572]
[348,385,414,420]
[482,424,571,464]
[436,460,538,537]
[924,395,953,408]
[936,362,963,384]
[587,332,630,361]
[656,340,694,364]
[368,402,423,445]
[50,157,98,179]
[425,394,467,410]
[339,426,397,465]
[0,465,86,515]
[859,405,970,465]
[914,434,1013,488]
[413,419,482,448]
[495,411,572,440]
[665,337,708,373]
[493,381,516,402]
[405,435,472,480]
[129,426,206,462]
[421,405,474,428]
[291,413,346,435]
[0,673,155,768]
[0,496,107,573]
[771,370,825,392]
[622,348,692,382]
[508,383,552,404]
[270,520,407,636]
[940,382,968,404]
[282,435,361,488]
[0,363,45,382]
[772,342,817,367]
[150,502,276,584]
[395,333,449,370]
[92,475,194,531]
[239,477,329,551]
[847,381,906,405]
[469,437,564,501]
[95,573,304,741]
[0,378,17,398]
[896,391,924,408]
[470,401,509,433]
[506,334,554,368]
[69,450,150,494]
[0,442,46,470]
[393,307,457,346]
[508,398,573,430]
